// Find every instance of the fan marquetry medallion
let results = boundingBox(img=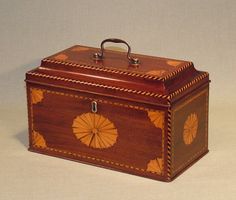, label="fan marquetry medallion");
[72,113,118,149]
[183,113,198,145]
